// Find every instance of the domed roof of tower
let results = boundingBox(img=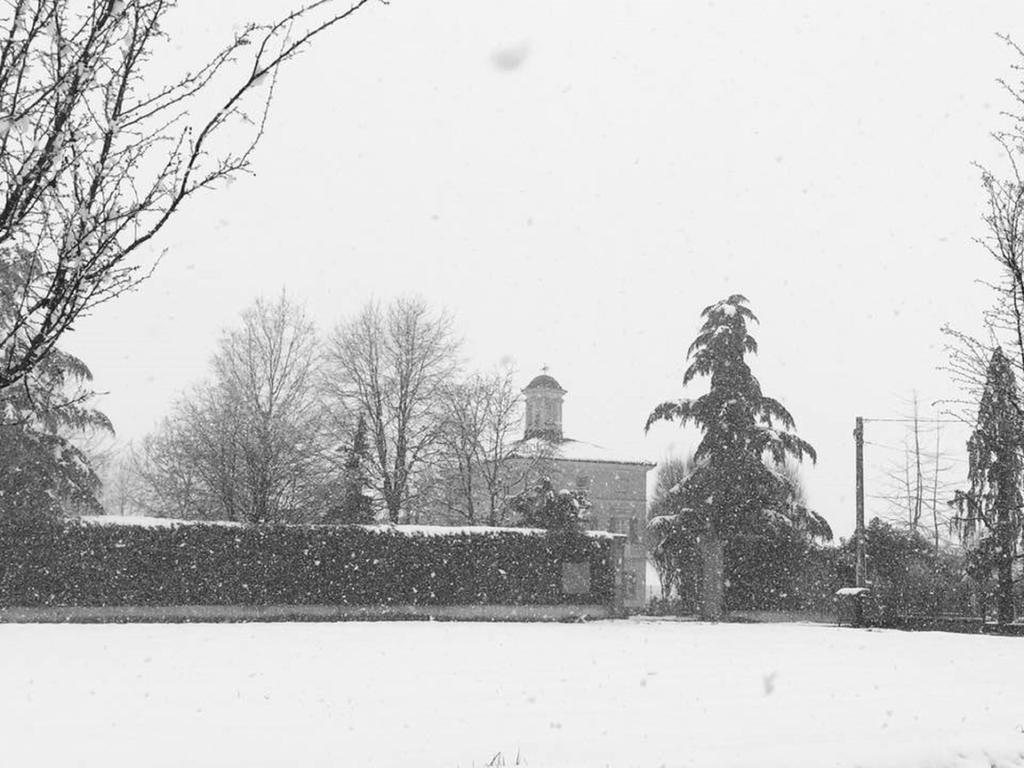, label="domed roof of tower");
[524,372,564,392]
